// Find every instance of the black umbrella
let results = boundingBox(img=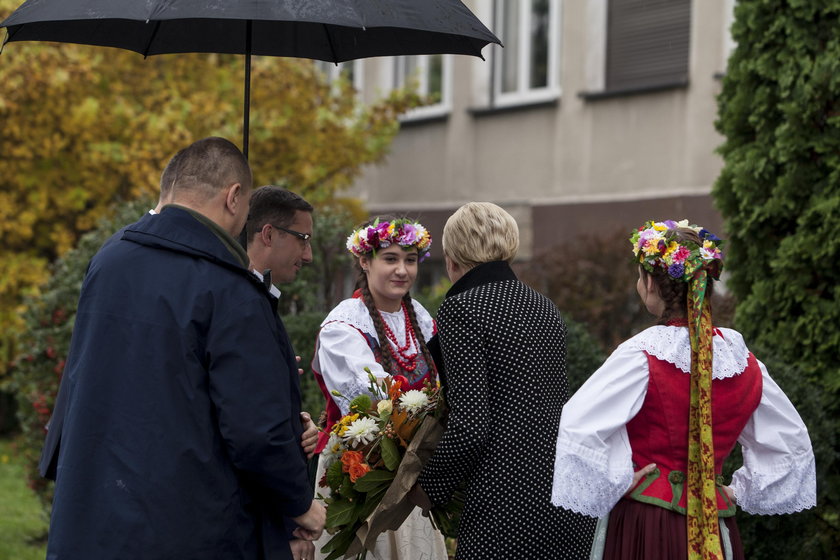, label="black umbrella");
[1,0,500,157]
